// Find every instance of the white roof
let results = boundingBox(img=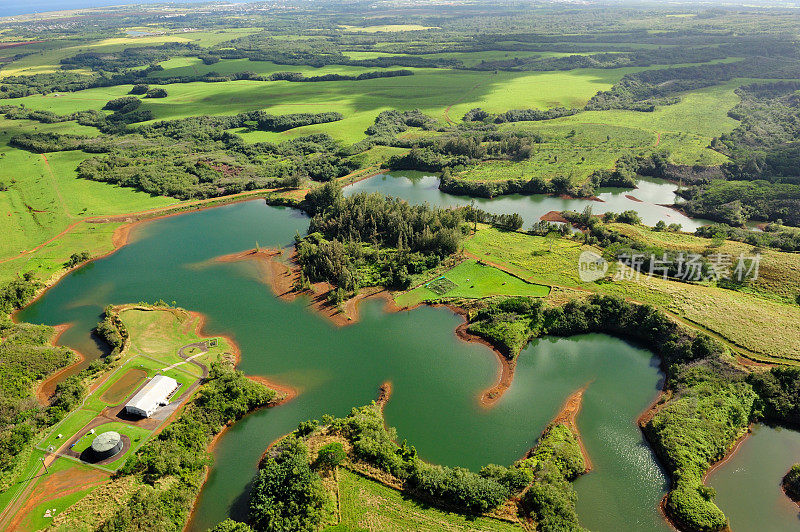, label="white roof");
[125,375,178,413]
